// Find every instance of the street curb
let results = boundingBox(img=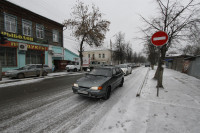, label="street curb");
[136,67,150,97]
[0,72,85,85]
